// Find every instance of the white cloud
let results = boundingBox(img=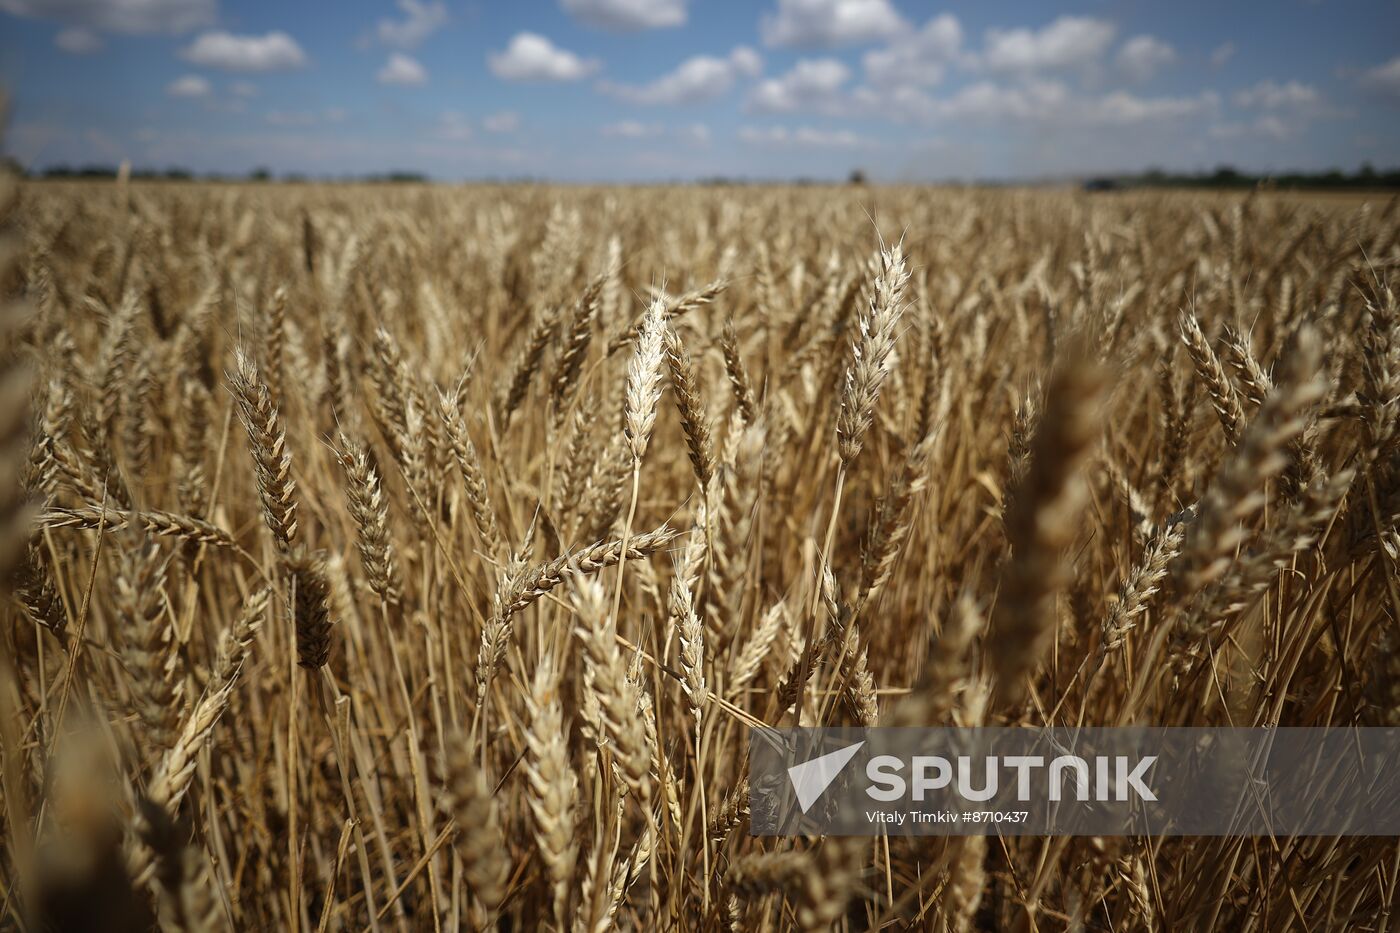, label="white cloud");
[1210,42,1235,68]
[483,111,520,133]
[180,31,307,72]
[0,0,213,34]
[981,16,1116,73]
[747,58,851,113]
[54,26,100,53]
[739,125,872,147]
[489,32,599,82]
[602,121,711,144]
[863,13,962,87]
[378,52,427,85]
[1091,89,1216,125]
[930,80,1069,120]
[1232,80,1319,109]
[375,0,447,48]
[166,74,211,98]
[852,78,1218,128]
[730,46,763,78]
[1360,57,1400,100]
[761,0,905,48]
[792,126,868,147]
[1116,35,1175,82]
[599,46,761,105]
[163,75,262,113]
[845,81,938,121]
[741,49,1221,133]
[561,0,685,31]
